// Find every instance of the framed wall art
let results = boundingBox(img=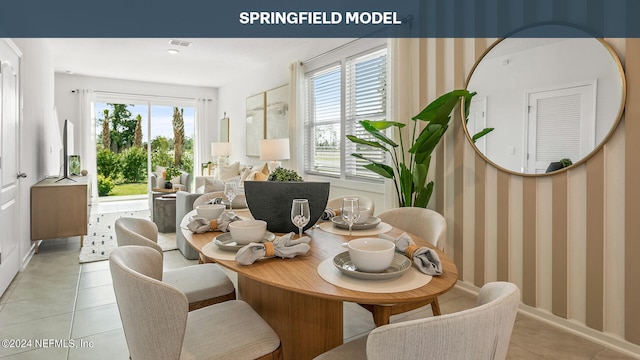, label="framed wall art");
[265,84,289,139]
[246,92,265,156]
